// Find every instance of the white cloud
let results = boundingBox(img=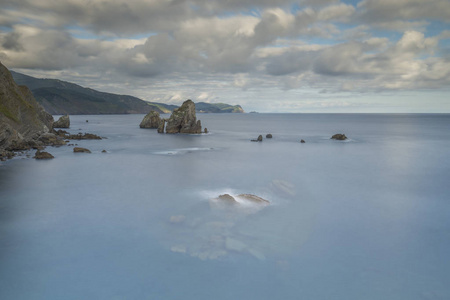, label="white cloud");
[1,0,449,112]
